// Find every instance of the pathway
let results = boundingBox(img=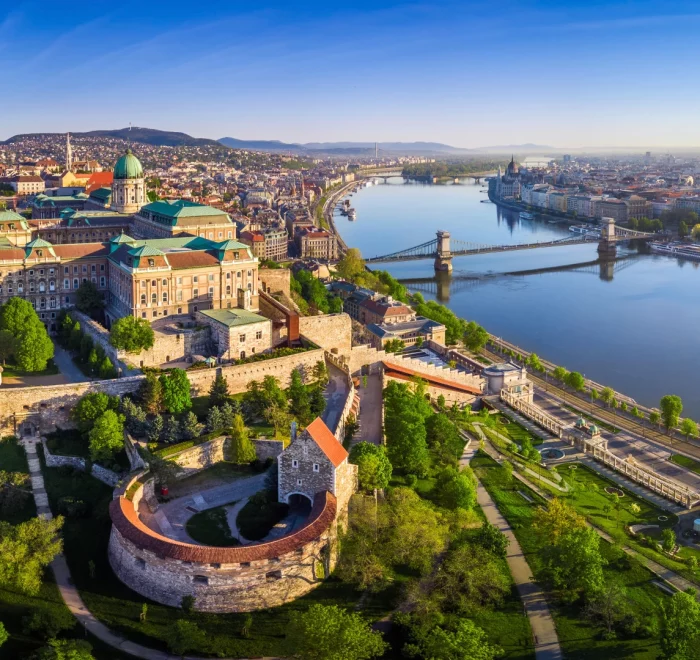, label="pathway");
[21,434,280,660]
[355,372,383,445]
[461,439,562,660]
[321,363,350,433]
